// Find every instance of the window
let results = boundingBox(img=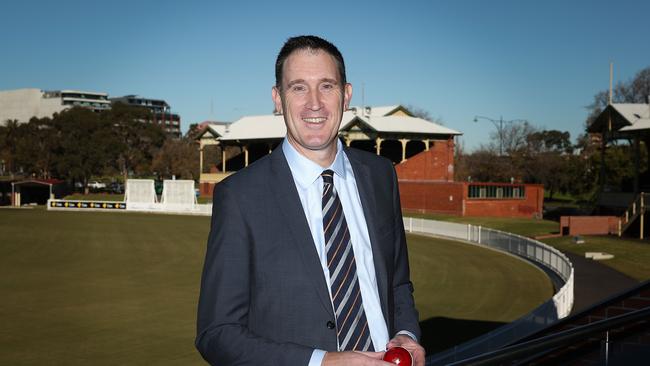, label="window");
[468,184,525,199]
